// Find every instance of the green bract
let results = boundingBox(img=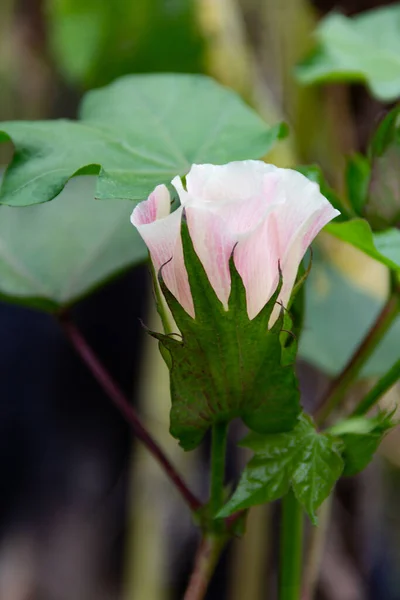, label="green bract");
[150,218,300,451]
[0,74,285,207]
[219,414,344,524]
